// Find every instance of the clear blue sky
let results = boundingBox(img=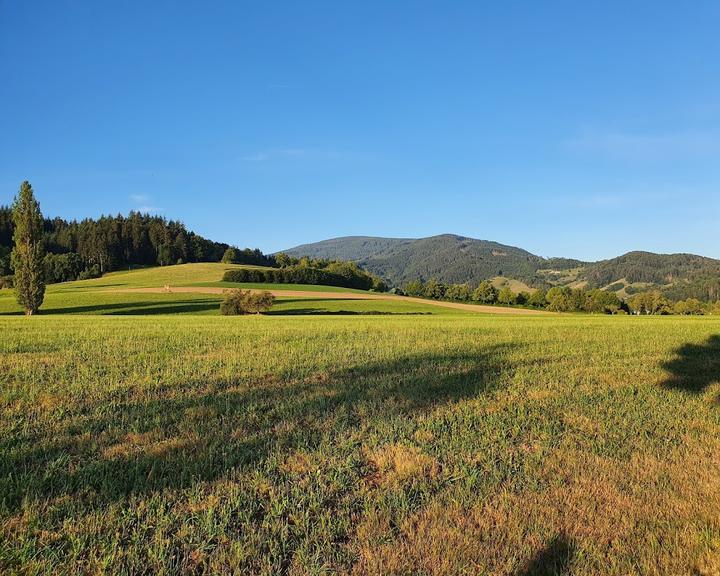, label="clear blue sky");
[2,1,719,260]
